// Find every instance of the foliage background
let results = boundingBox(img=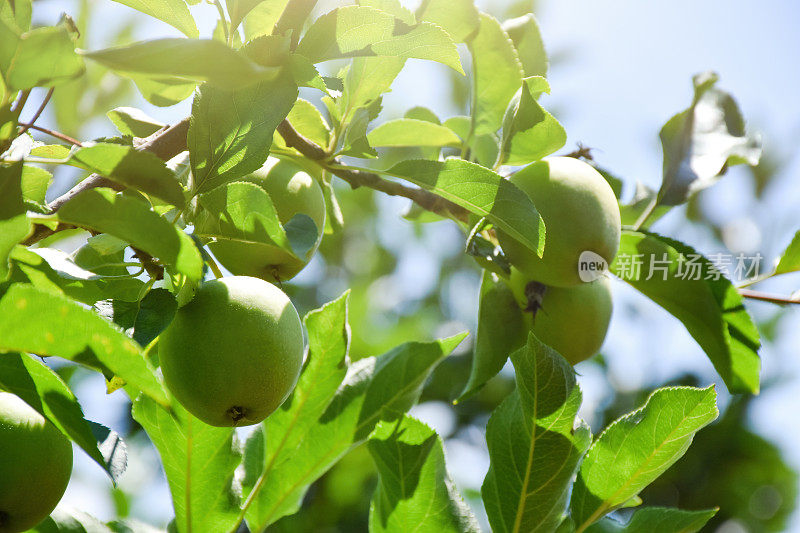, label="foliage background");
[23,0,800,530]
